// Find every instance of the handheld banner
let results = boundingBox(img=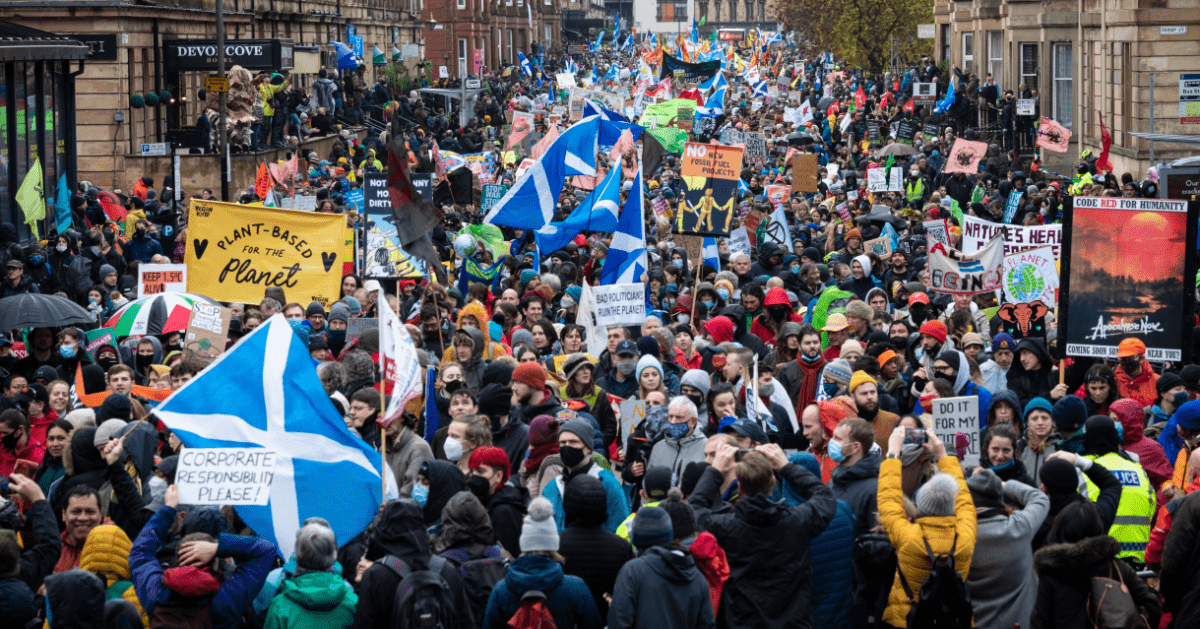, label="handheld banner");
[677,142,744,237]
